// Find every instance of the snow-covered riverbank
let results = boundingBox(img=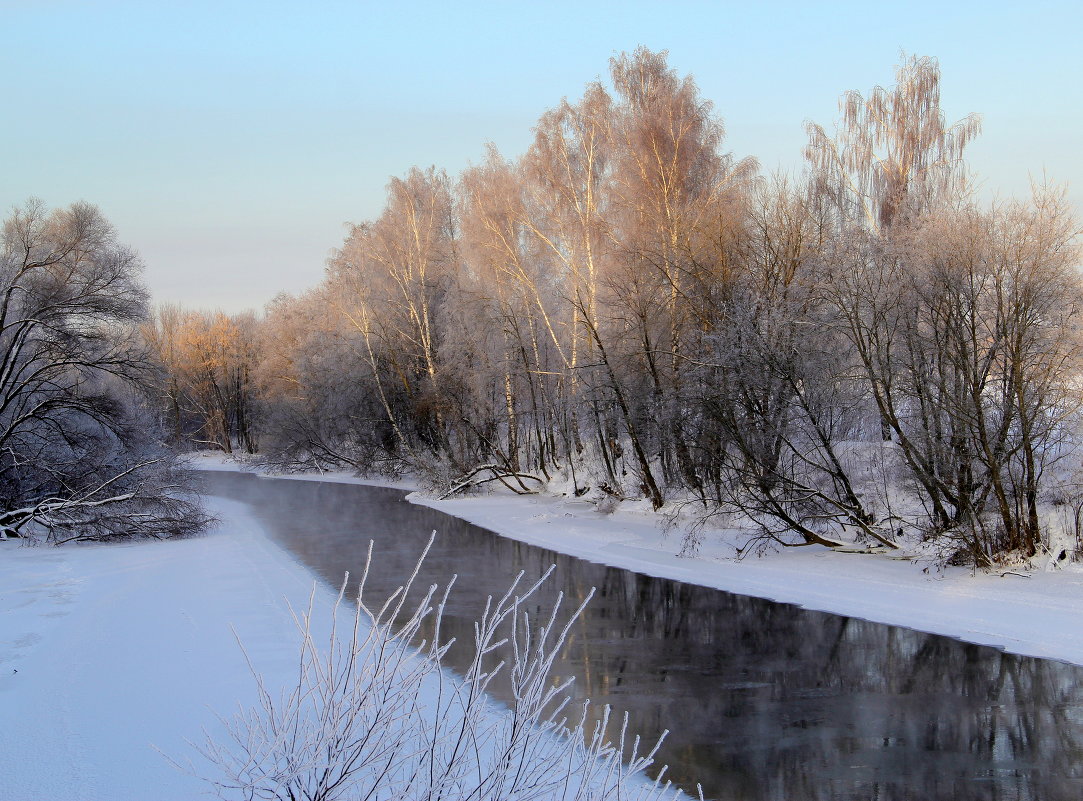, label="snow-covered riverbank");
[0,496,333,801]
[189,453,1083,668]
[415,496,1083,667]
[0,480,677,801]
